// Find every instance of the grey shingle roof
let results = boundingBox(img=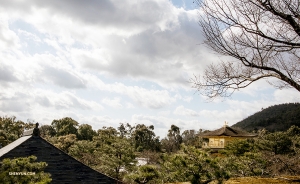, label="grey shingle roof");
[201,126,257,137]
[0,133,122,183]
